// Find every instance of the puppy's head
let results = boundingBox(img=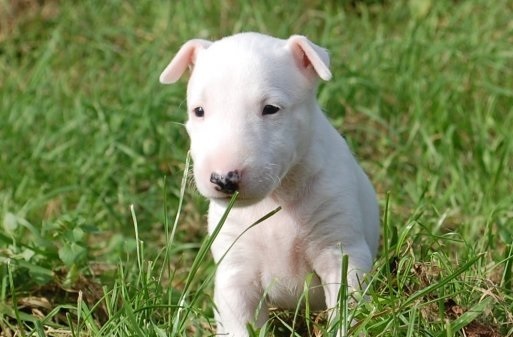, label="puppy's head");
[160,33,331,203]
